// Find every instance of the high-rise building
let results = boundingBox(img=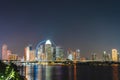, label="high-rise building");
[73,51,76,60]
[53,47,56,60]
[117,53,119,61]
[2,44,8,60]
[56,46,64,60]
[76,49,80,60]
[45,40,53,60]
[24,45,32,61]
[68,54,73,60]
[38,45,44,60]
[67,50,73,60]
[29,50,36,61]
[7,50,12,60]
[112,49,118,61]
[91,53,97,60]
[108,53,111,61]
[103,51,107,61]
